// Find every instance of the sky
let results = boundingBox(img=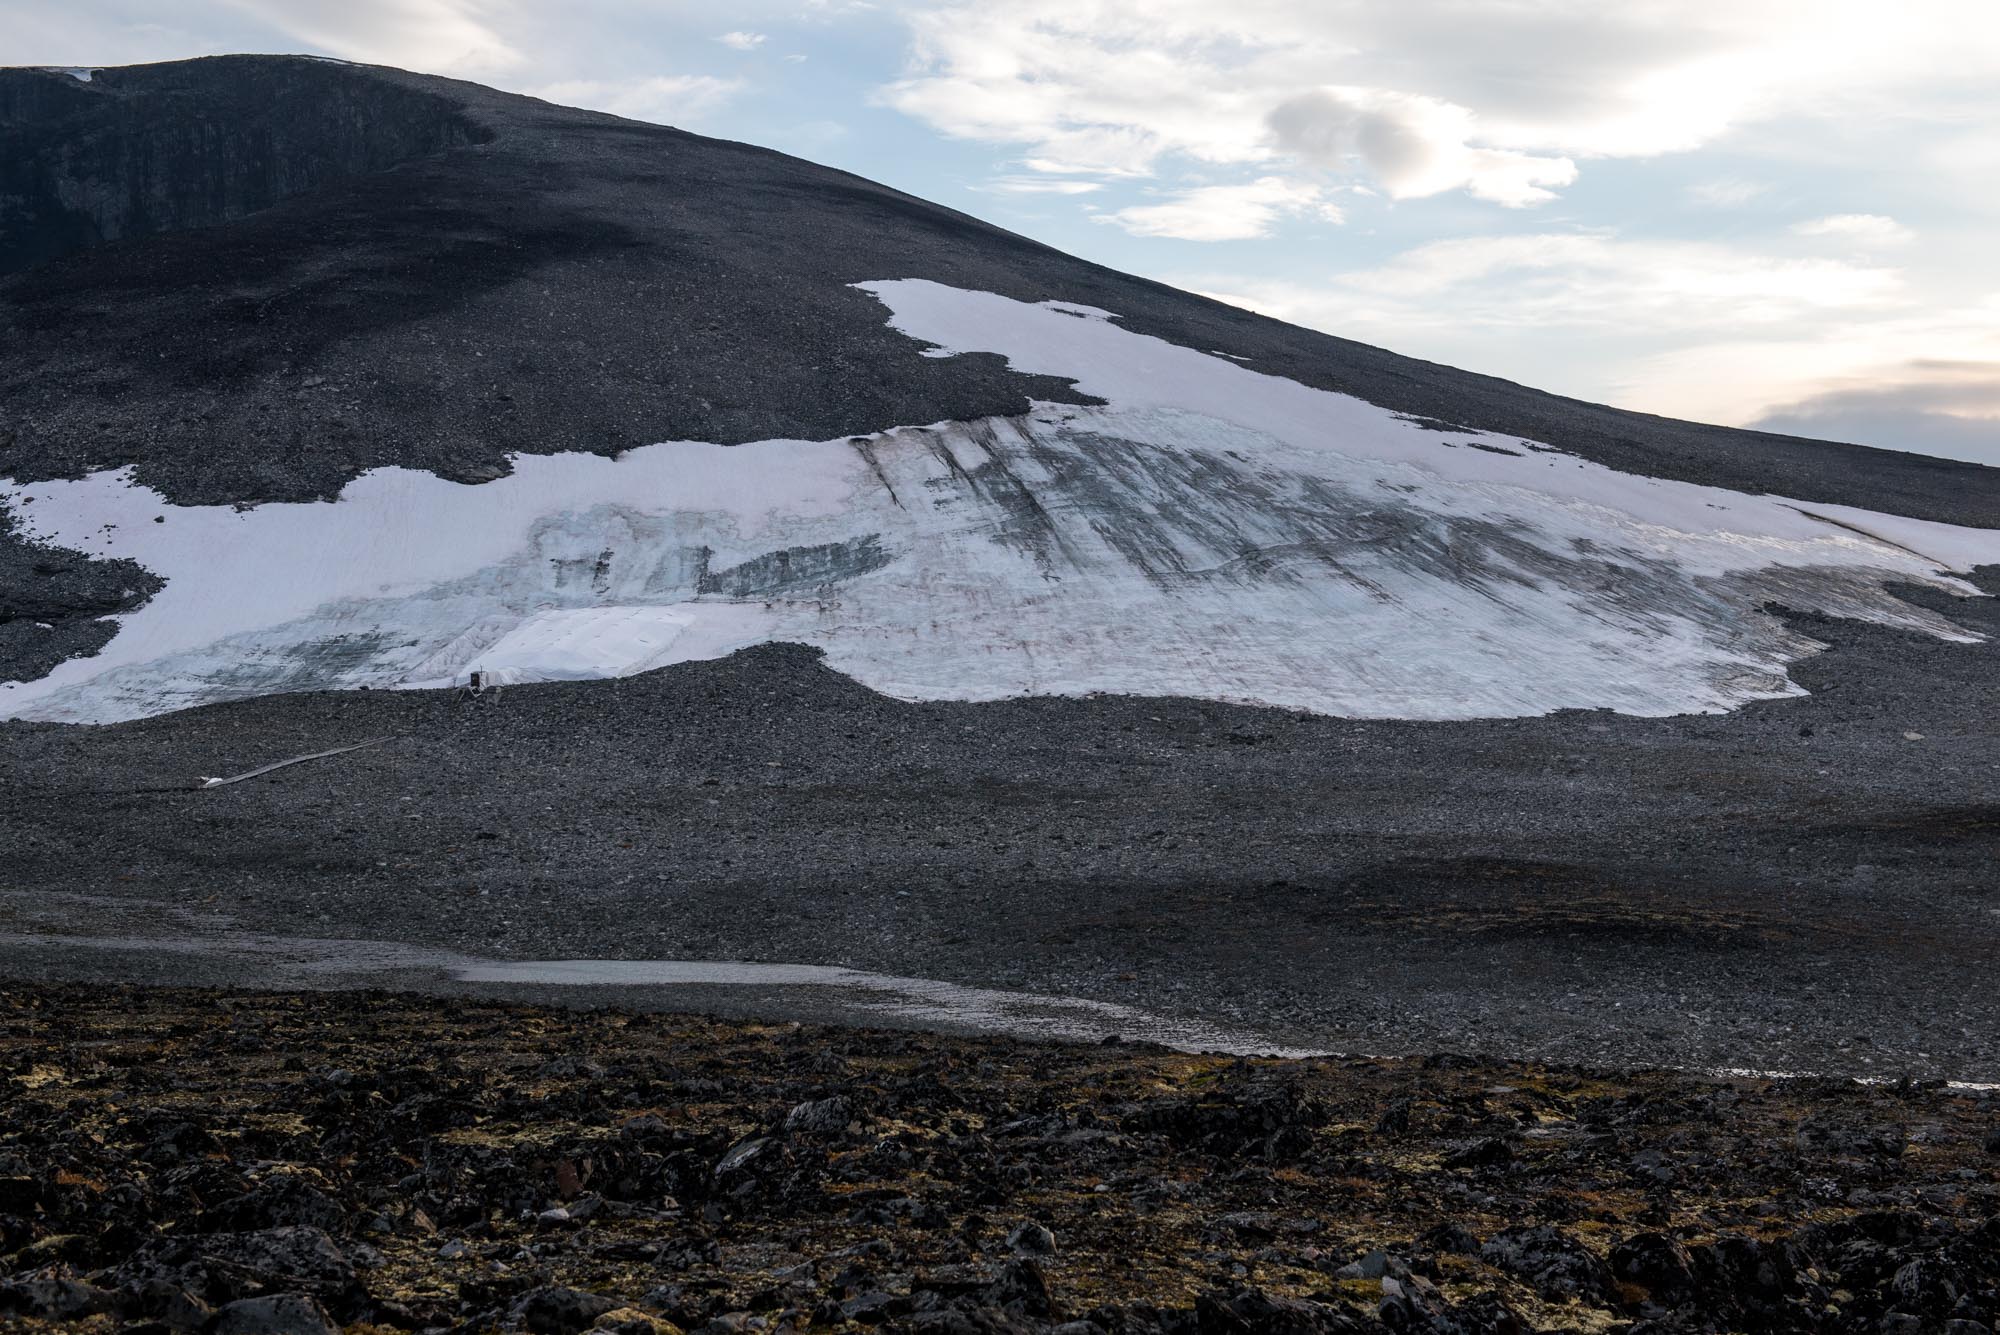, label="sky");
[11,0,2000,465]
